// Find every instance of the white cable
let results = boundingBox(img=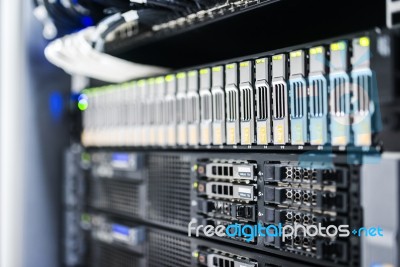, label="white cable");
[44,27,168,82]
[33,5,58,39]
[93,10,139,52]
[121,10,139,22]
[130,0,147,4]
[92,12,122,44]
